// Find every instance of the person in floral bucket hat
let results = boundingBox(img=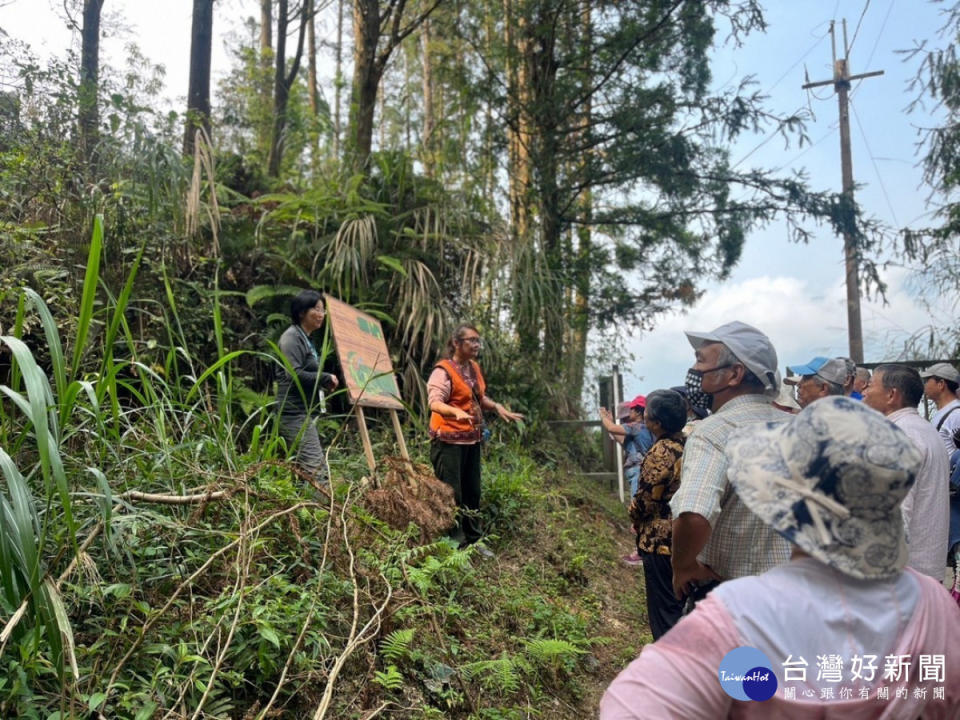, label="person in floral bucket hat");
[601,397,960,720]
